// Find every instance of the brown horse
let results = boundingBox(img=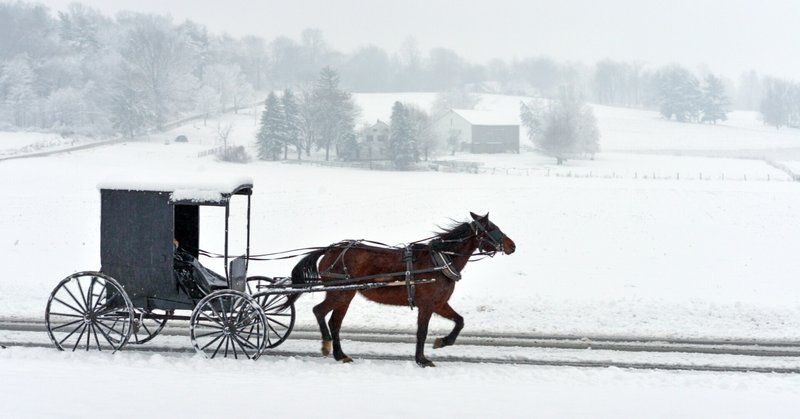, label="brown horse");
[286,212,516,367]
